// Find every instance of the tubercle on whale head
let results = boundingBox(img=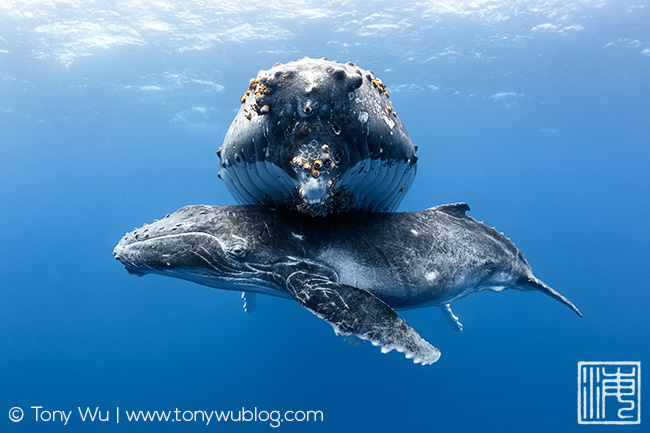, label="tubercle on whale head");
[238,58,394,133]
